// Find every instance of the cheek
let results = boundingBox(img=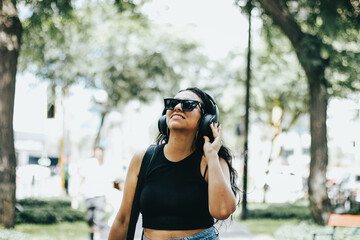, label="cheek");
[190,113,202,126]
[165,111,171,123]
